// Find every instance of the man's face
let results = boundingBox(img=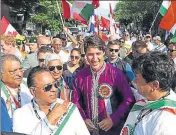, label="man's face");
[2,59,23,88]
[154,40,160,45]
[61,39,67,47]
[33,71,57,105]
[86,47,105,72]
[145,35,151,42]
[108,45,120,60]
[133,47,148,58]
[168,44,176,58]
[29,43,38,53]
[53,40,62,53]
[134,73,152,99]
[37,37,51,48]
[38,52,52,68]
[1,40,12,53]
[47,60,63,80]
